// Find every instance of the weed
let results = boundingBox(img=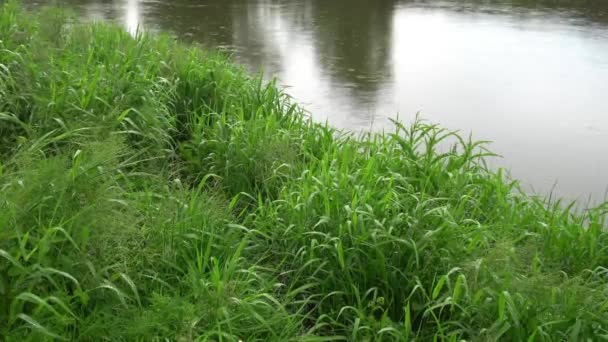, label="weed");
[1,2,607,340]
